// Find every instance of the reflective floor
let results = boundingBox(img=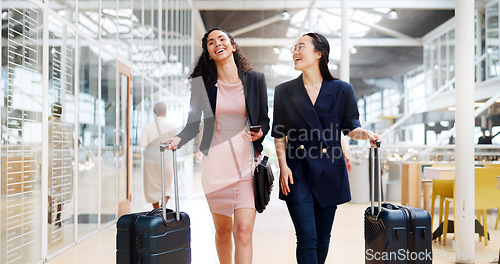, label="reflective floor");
[46,160,500,264]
